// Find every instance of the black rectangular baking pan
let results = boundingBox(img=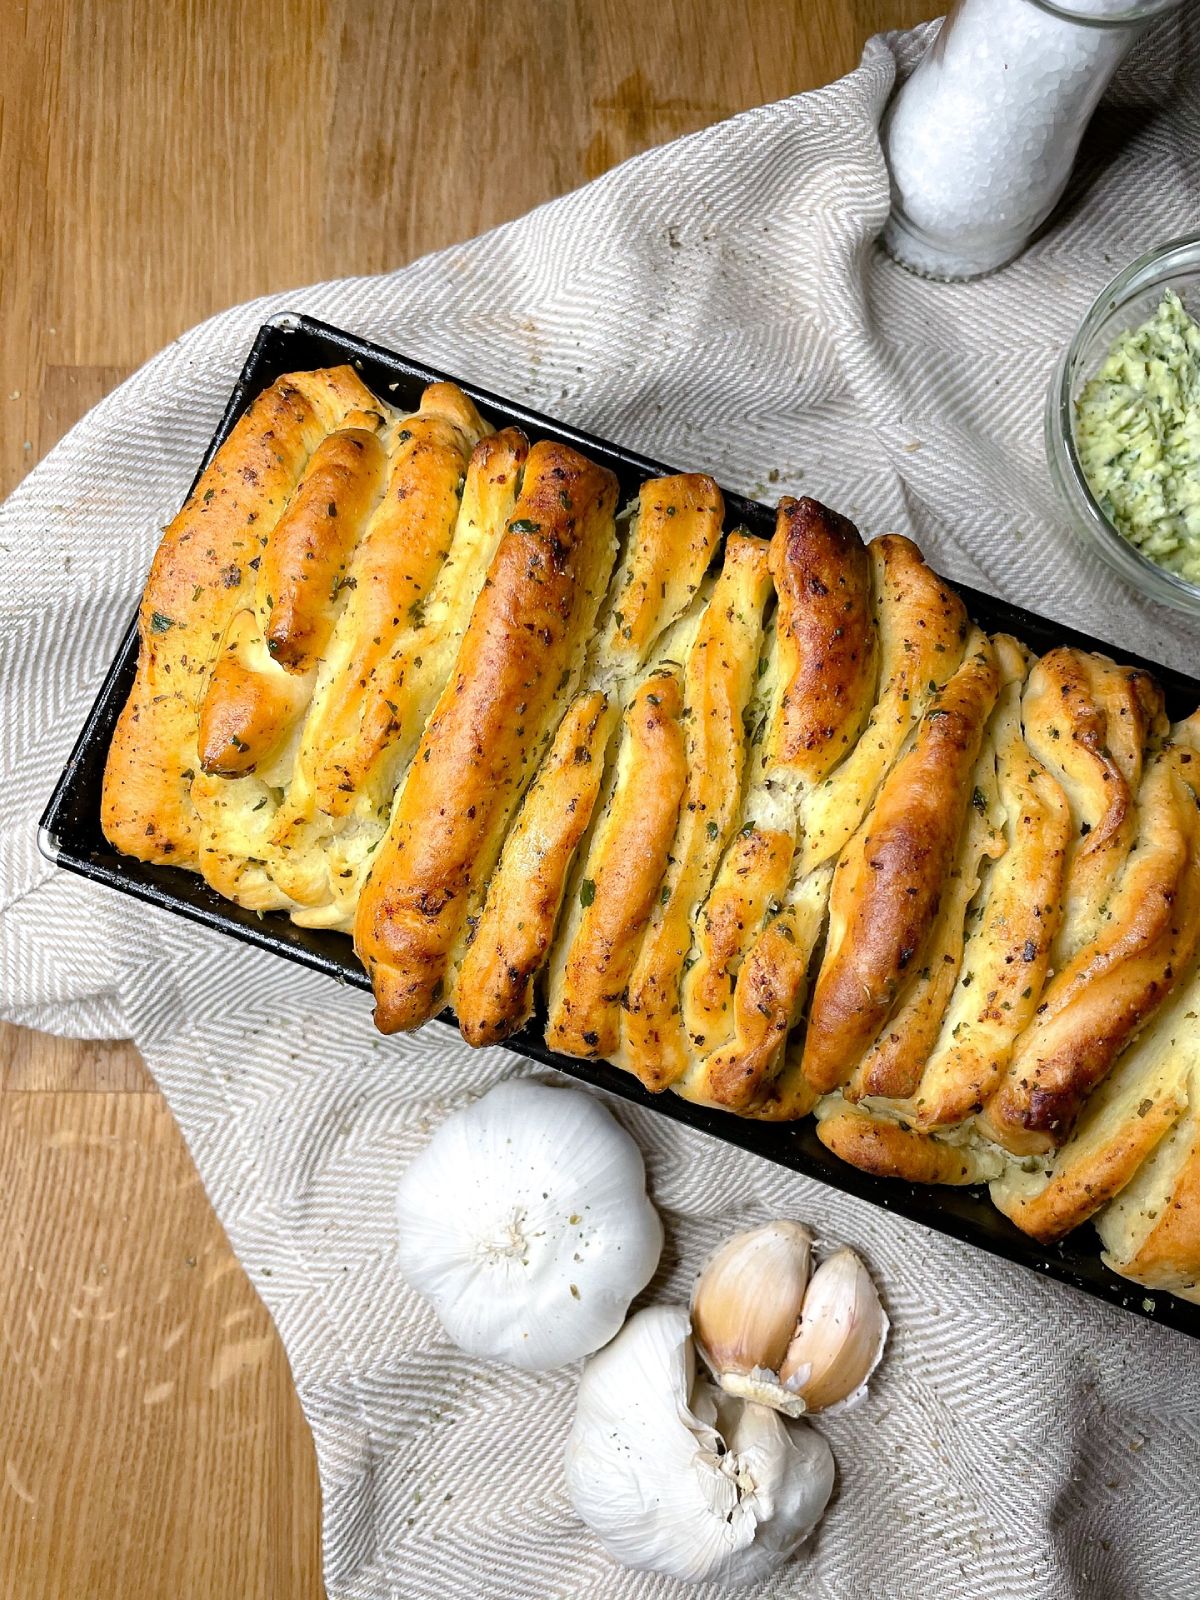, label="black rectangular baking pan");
[39,311,1200,1338]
